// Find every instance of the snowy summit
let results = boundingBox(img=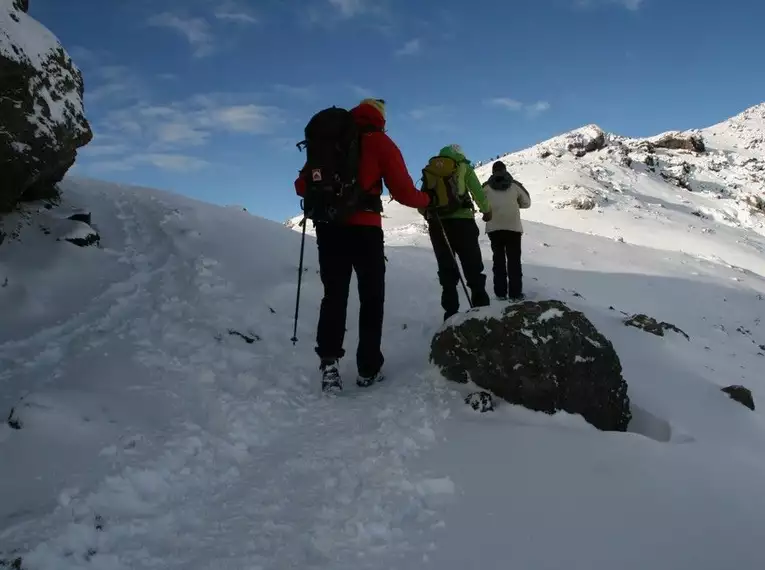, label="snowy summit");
[2,33,765,567]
